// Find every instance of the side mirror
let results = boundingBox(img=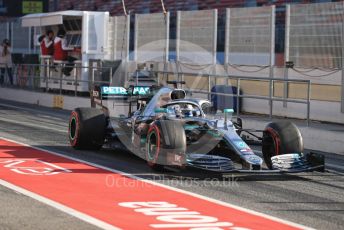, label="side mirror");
[223,109,234,129]
[224,109,234,114]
